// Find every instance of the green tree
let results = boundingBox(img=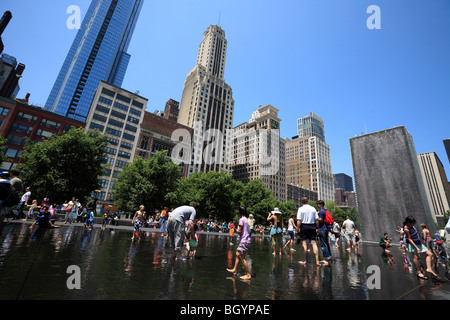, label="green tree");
[113,150,181,215]
[239,179,278,224]
[0,136,8,165]
[167,170,243,221]
[18,127,107,204]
